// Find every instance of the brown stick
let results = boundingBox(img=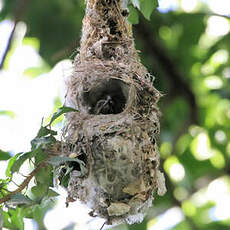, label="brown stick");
[135,17,198,124]
[0,161,46,204]
[0,0,32,69]
[0,23,16,69]
[0,140,73,204]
